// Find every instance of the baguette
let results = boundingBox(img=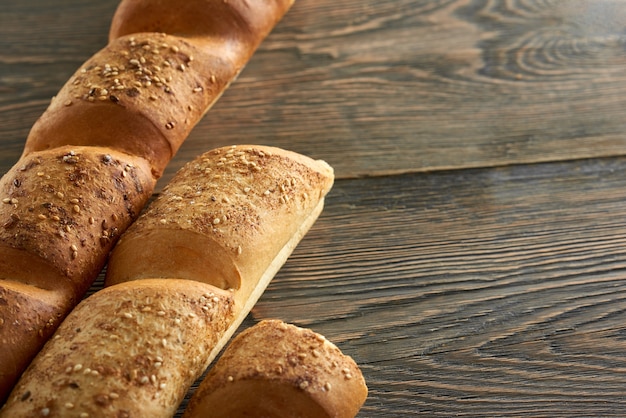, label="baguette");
[105,145,334,360]
[1,145,334,416]
[0,146,155,400]
[0,0,295,403]
[183,319,368,418]
[0,279,234,418]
